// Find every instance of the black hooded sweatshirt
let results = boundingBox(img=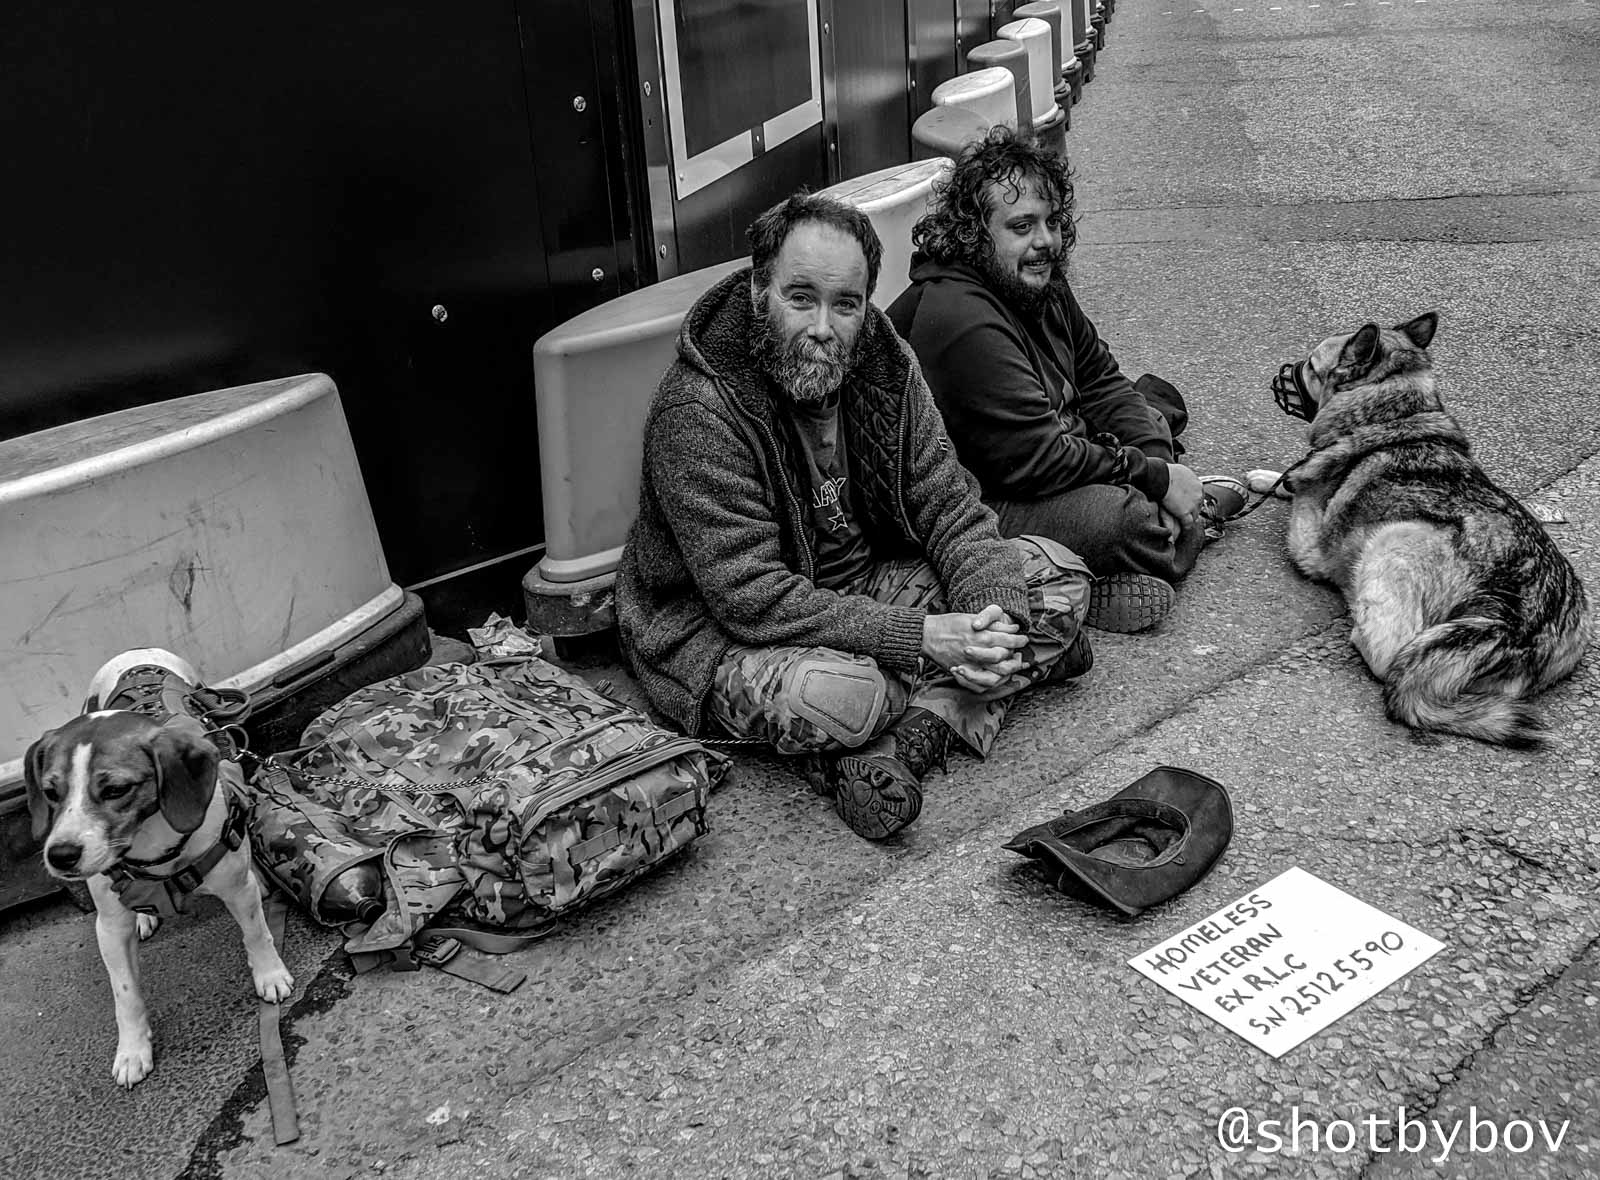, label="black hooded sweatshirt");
[887,255,1174,505]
